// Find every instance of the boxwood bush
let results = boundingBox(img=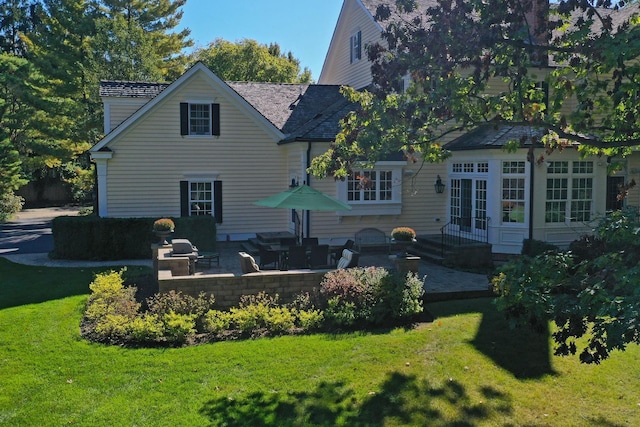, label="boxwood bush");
[51,215,216,260]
